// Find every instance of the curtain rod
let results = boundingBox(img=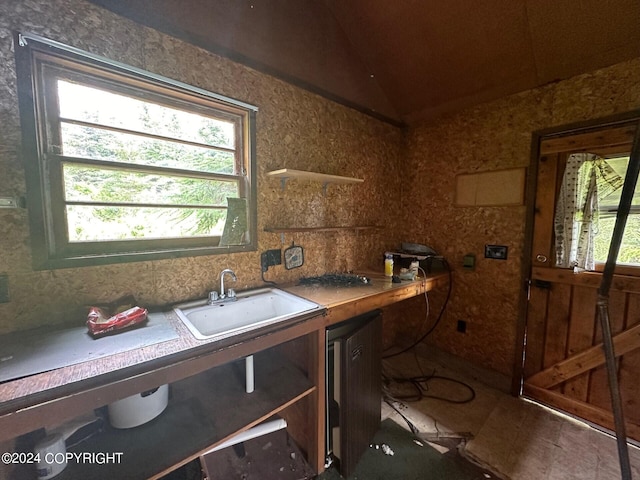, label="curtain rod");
[17,32,259,113]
